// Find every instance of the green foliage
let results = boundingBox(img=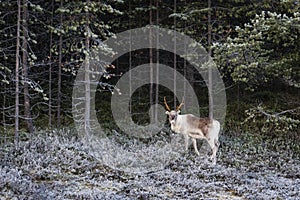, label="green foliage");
[212,1,300,135]
[50,1,122,74]
[213,9,300,90]
[242,104,300,134]
[0,65,10,84]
